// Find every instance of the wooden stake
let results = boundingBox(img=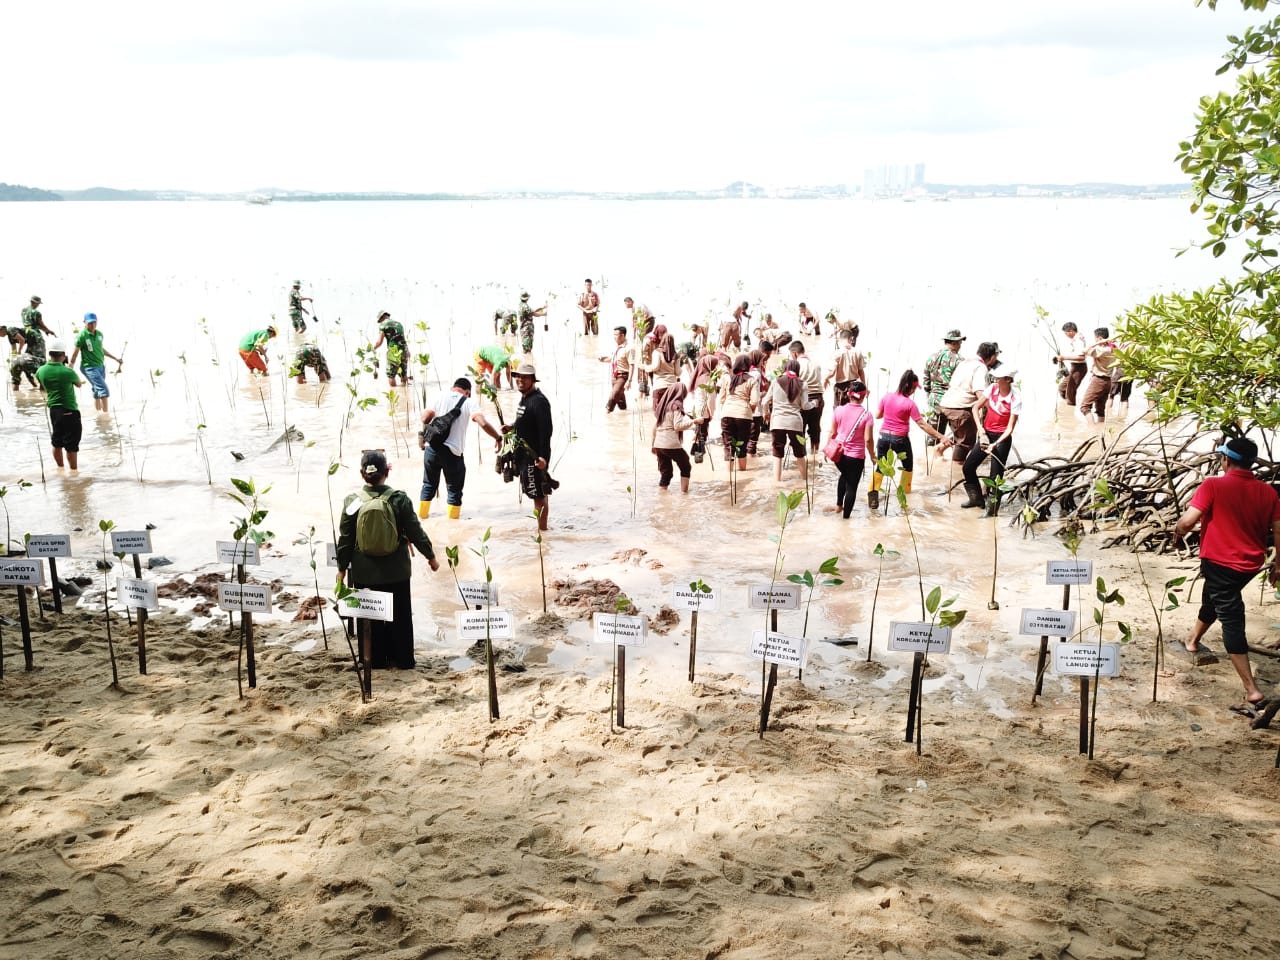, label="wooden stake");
[1034,583,1073,703]
[360,619,372,700]
[758,608,780,736]
[615,645,626,728]
[48,558,62,614]
[1079,678,1090,755]
[905,651,923,742]
[236,563,254,688]
[17,587,33,671]
[132,555,148,675]
[687,609,699,683]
